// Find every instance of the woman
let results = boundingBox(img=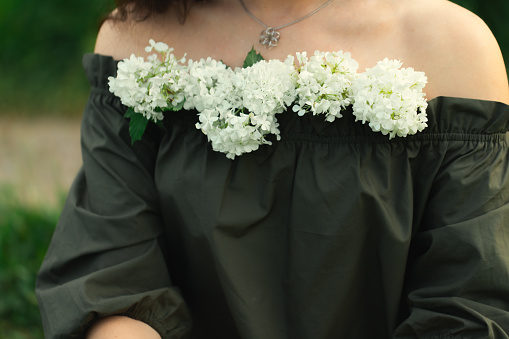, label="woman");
[37,0,509,338]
